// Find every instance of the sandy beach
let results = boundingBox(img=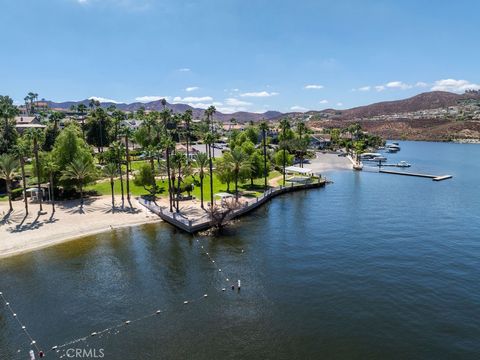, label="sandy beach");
[0,196,161,259]
[0,154,351,259]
